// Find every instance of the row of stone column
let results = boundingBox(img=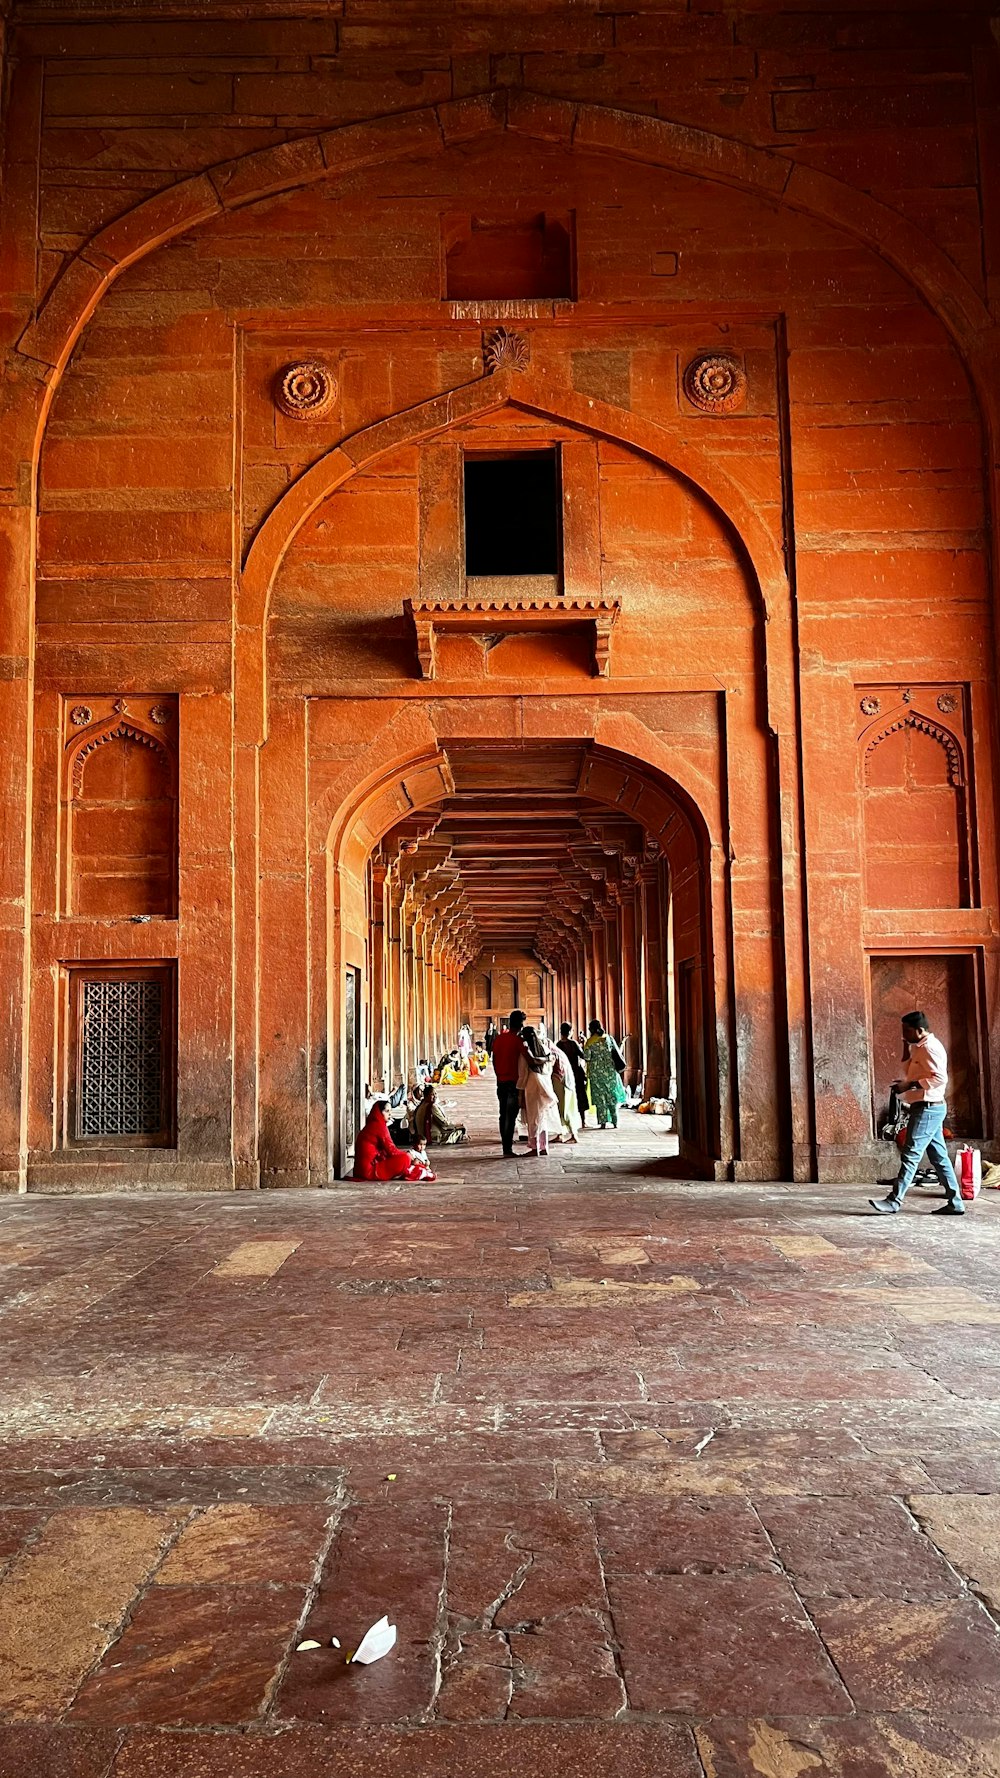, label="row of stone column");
[368,833,479,1091]
[537,846,675,1101]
